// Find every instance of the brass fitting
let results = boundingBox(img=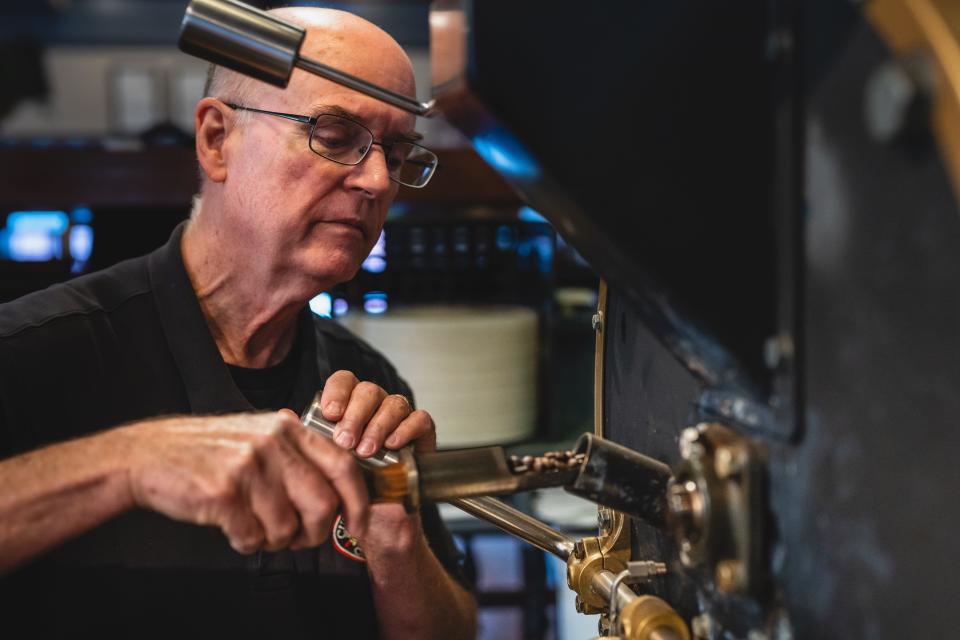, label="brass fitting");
[566,507,631,612]
[619,595,691,640]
